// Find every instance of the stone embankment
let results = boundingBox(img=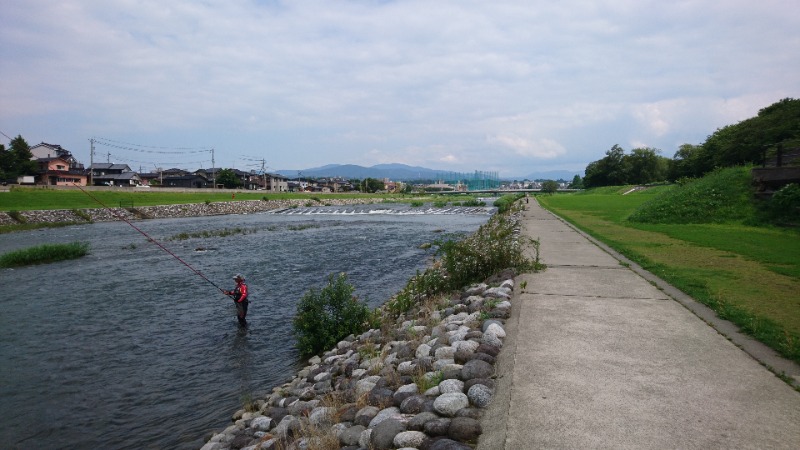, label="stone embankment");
[0,198,385,226]
[201,278,515,450]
